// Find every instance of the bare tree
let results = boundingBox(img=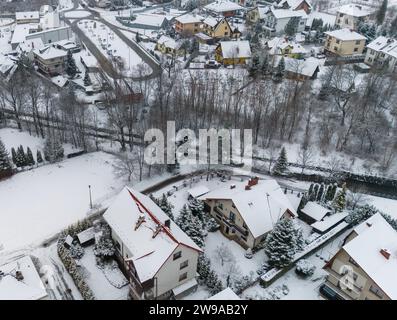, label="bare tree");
[297,146,315,175]
[113,152,135,182]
